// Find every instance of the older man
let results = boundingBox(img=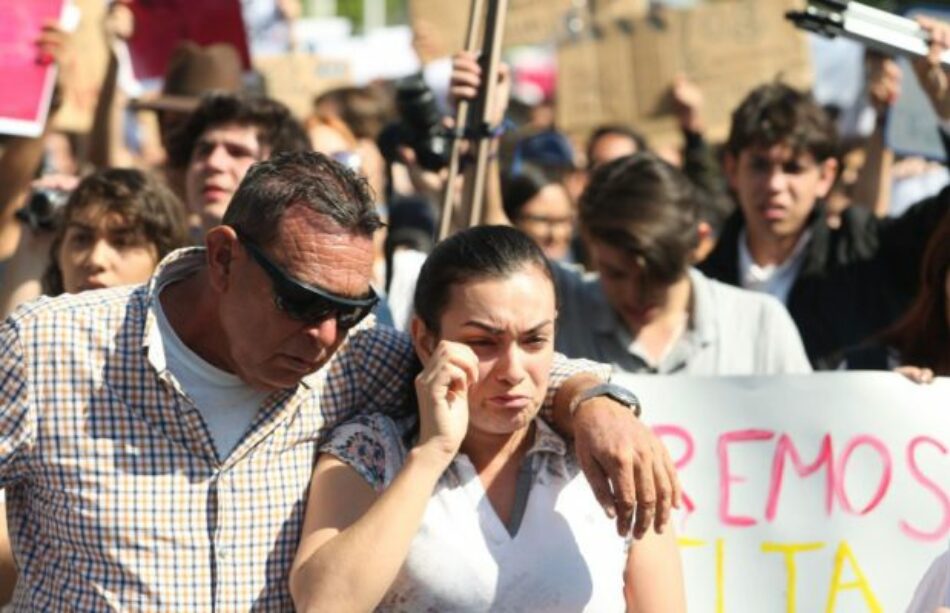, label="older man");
[0,152,676,609]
